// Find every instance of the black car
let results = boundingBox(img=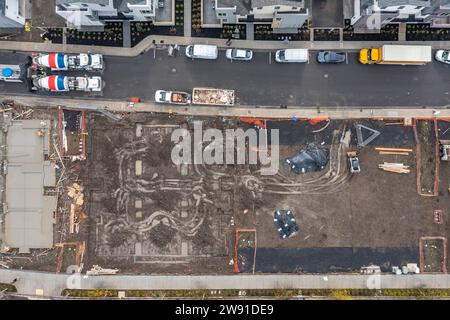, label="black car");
[317,51,346,63]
